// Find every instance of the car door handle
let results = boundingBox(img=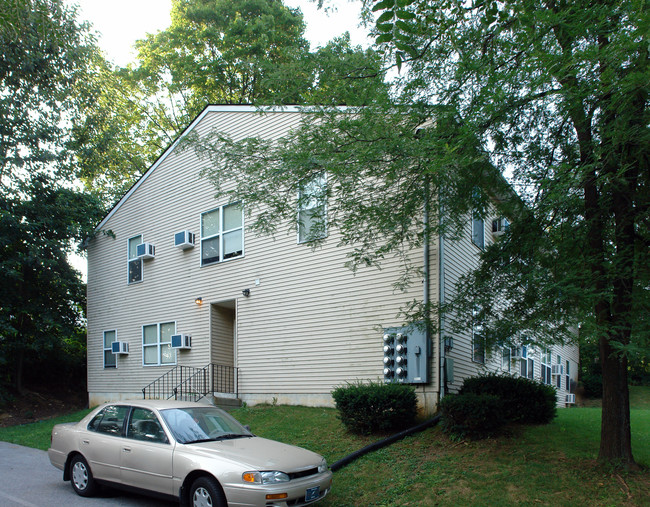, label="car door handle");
[82,440,89,445]
[123,447,131,453]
